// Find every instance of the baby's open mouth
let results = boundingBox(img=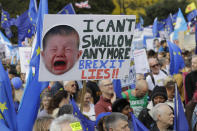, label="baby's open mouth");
[54,61,66,70]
